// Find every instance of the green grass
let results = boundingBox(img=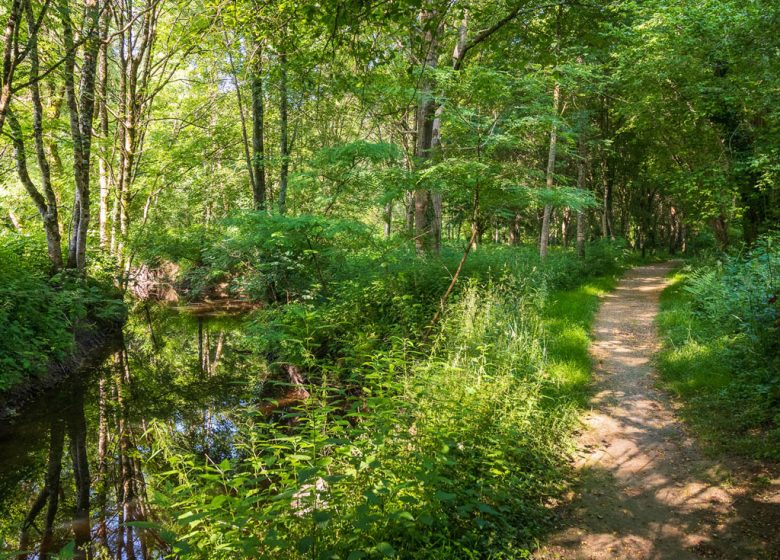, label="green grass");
[543,275,619,408]
[656,271,780,461]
